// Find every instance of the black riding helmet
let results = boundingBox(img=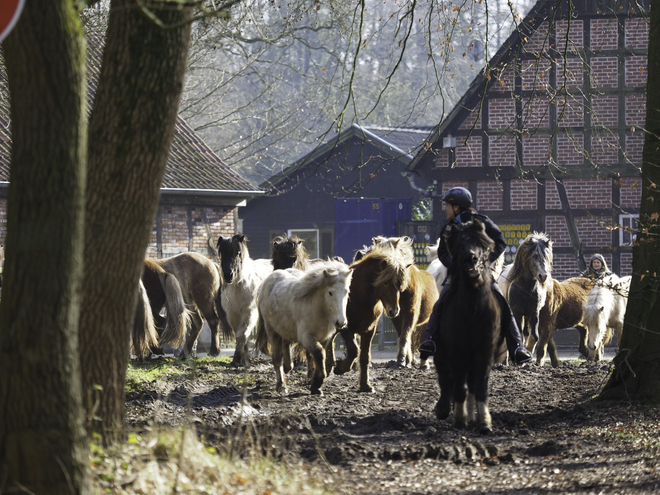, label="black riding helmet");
[442,187,473,209]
